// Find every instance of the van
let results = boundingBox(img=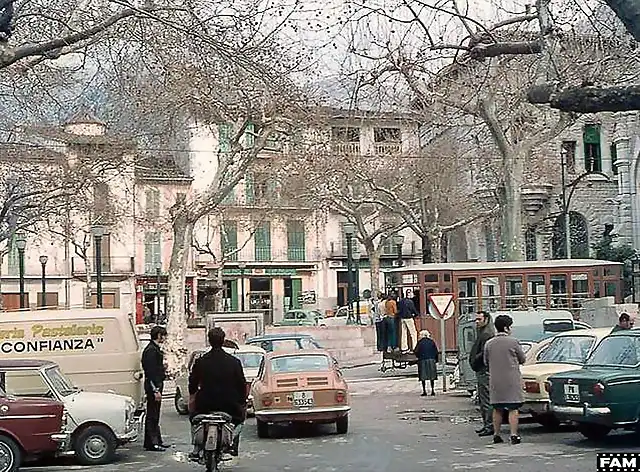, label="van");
[456,309,589,394]
[0,309,144,412]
